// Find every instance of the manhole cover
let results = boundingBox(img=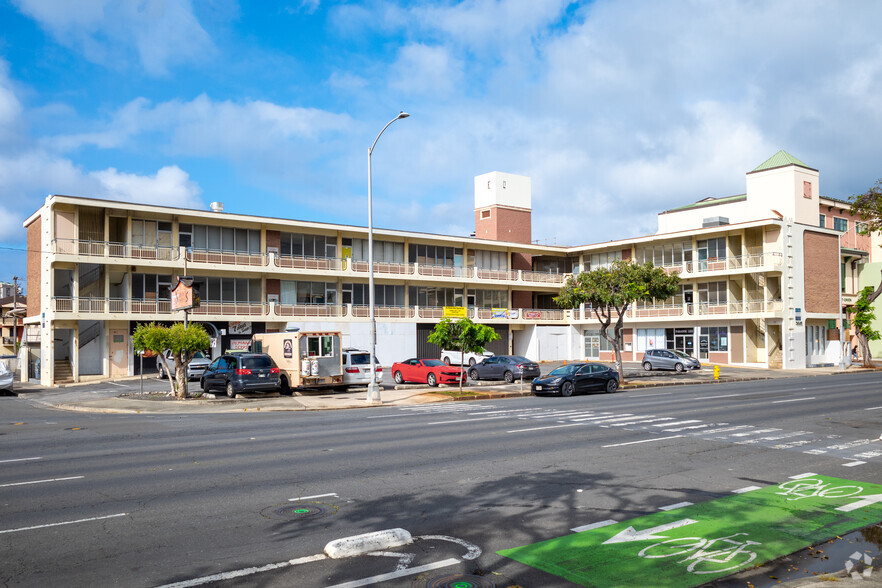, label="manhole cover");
[426,575,495,588]
[260,502,337,520]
